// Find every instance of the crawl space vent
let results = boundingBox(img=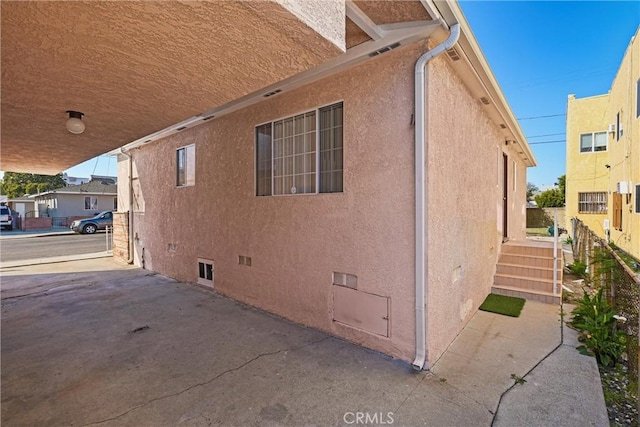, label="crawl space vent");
[197,258,214,288]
